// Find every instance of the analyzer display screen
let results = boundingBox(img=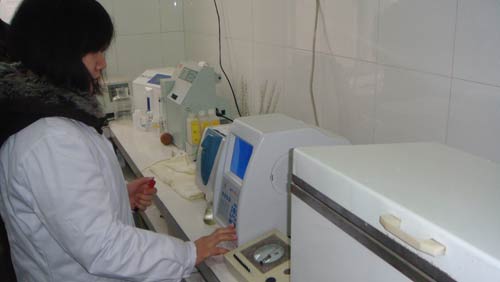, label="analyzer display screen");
[147,74,171,85]
[230,136,253,180]
[178,67,198,83]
